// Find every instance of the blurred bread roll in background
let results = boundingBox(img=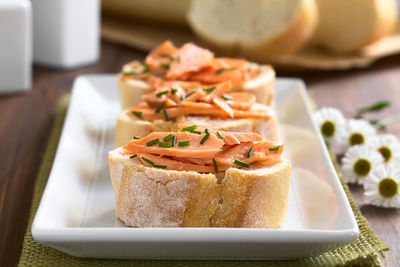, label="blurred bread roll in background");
[187,0,318,61]
[311,0,398,53]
